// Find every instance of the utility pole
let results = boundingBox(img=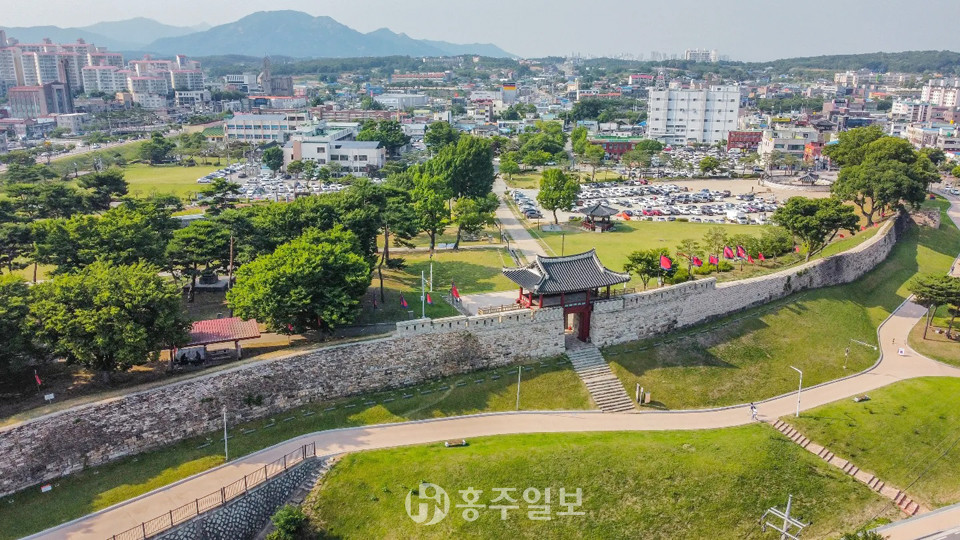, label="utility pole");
[790,366,803,418]
[516,366,522,410]
[222,406,229,462]
[759,494,808,539]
